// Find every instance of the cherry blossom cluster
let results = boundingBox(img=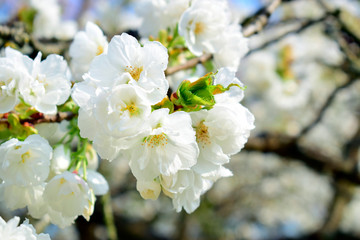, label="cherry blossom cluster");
[135,0,248,70]
[0,0,255,233]
[0,133,109,228]
[0,216,50,240]
[72,30,254,213]
[0,48,71,115]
